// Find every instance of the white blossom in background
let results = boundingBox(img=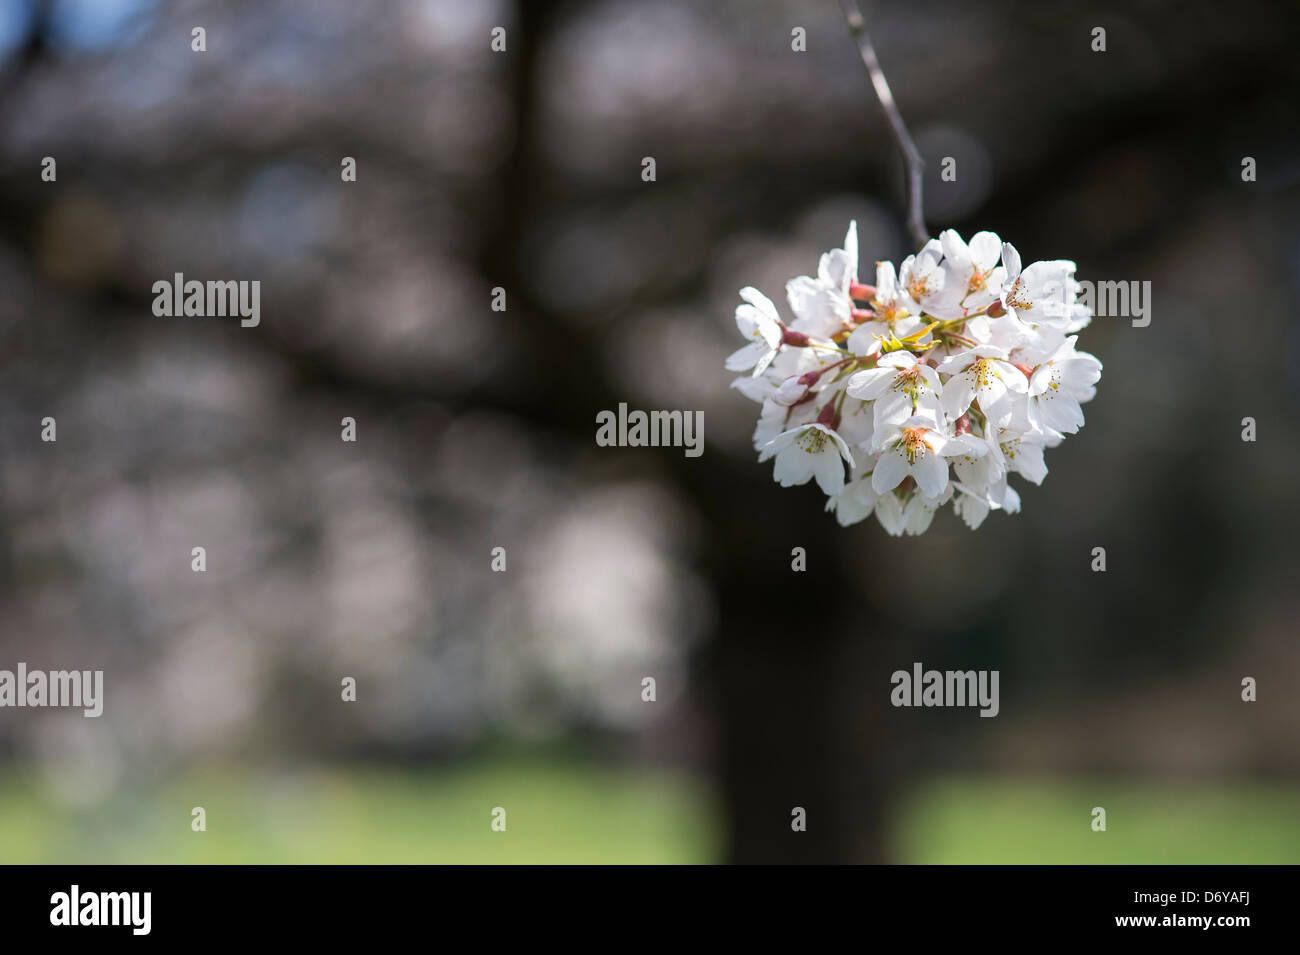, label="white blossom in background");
[727,223,1102,535]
